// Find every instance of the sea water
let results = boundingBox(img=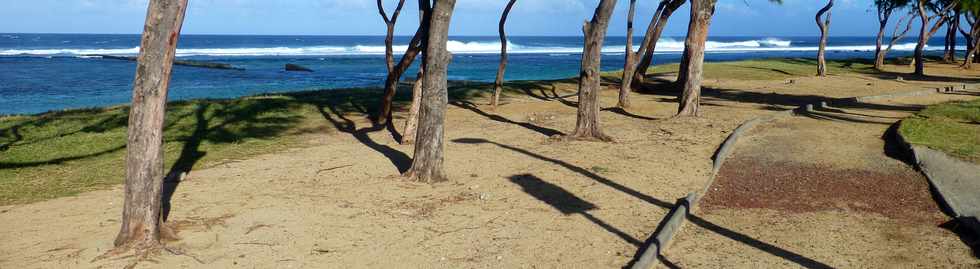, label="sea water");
[0,34,962,115]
